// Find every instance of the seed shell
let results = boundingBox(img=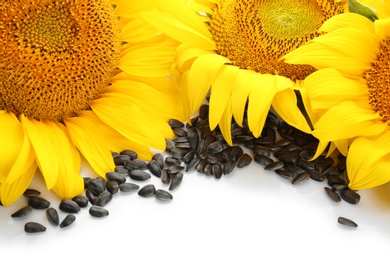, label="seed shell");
[155,189,173,201]
[59,199,81,213]
[106,172,126,184]
[324,187,341,203]
[60,214,76,228]
[46,207,59,226]
[169,172,183,191]
[28,196,50,209]
[23,189,41,198]
[236,153,252,168]
[95,191,113,207]
[338,217,358,227]
[11,205,33,218]
[138,184,156,197]
[89,206,109,218]
[129,170,151,181]
[25,222,46,233]
[119,183,140,192]
[292,172,310,185]
[72,196,89,208]
[340,189,361,204]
